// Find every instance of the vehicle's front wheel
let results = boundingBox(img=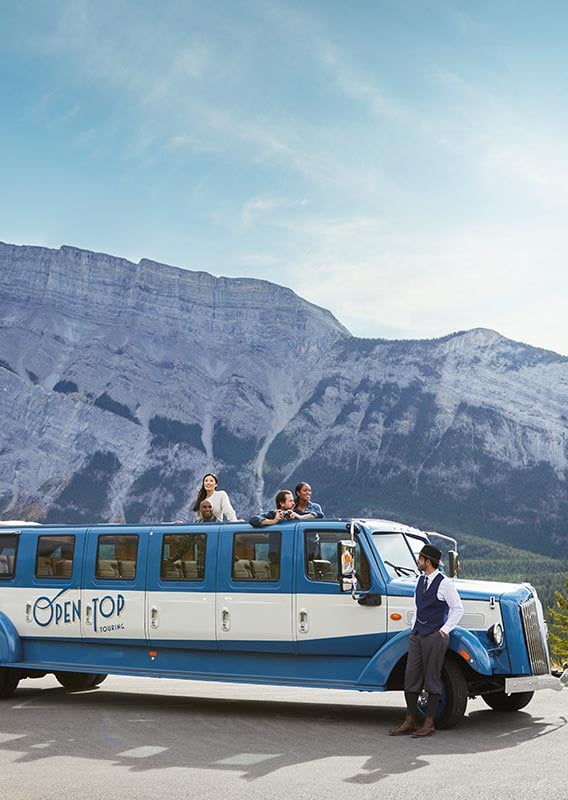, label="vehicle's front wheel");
[481,690,534,712]
[54,672,101,691]
[0,667,20,698]
[418,658,468,729]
